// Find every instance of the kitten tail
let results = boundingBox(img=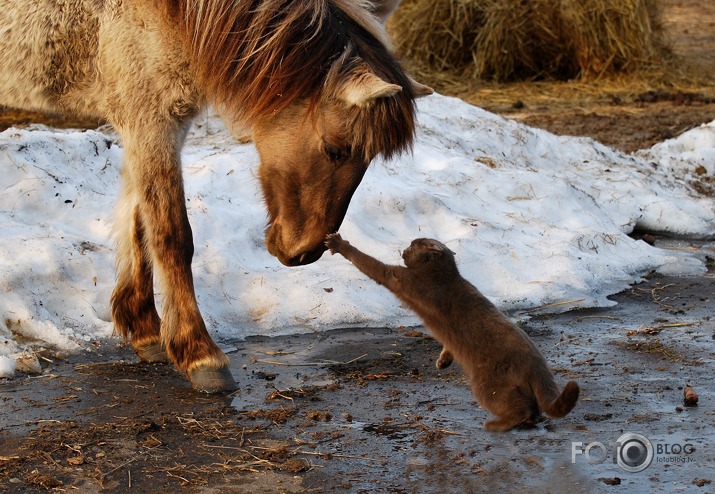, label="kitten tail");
[542,381,580,418]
